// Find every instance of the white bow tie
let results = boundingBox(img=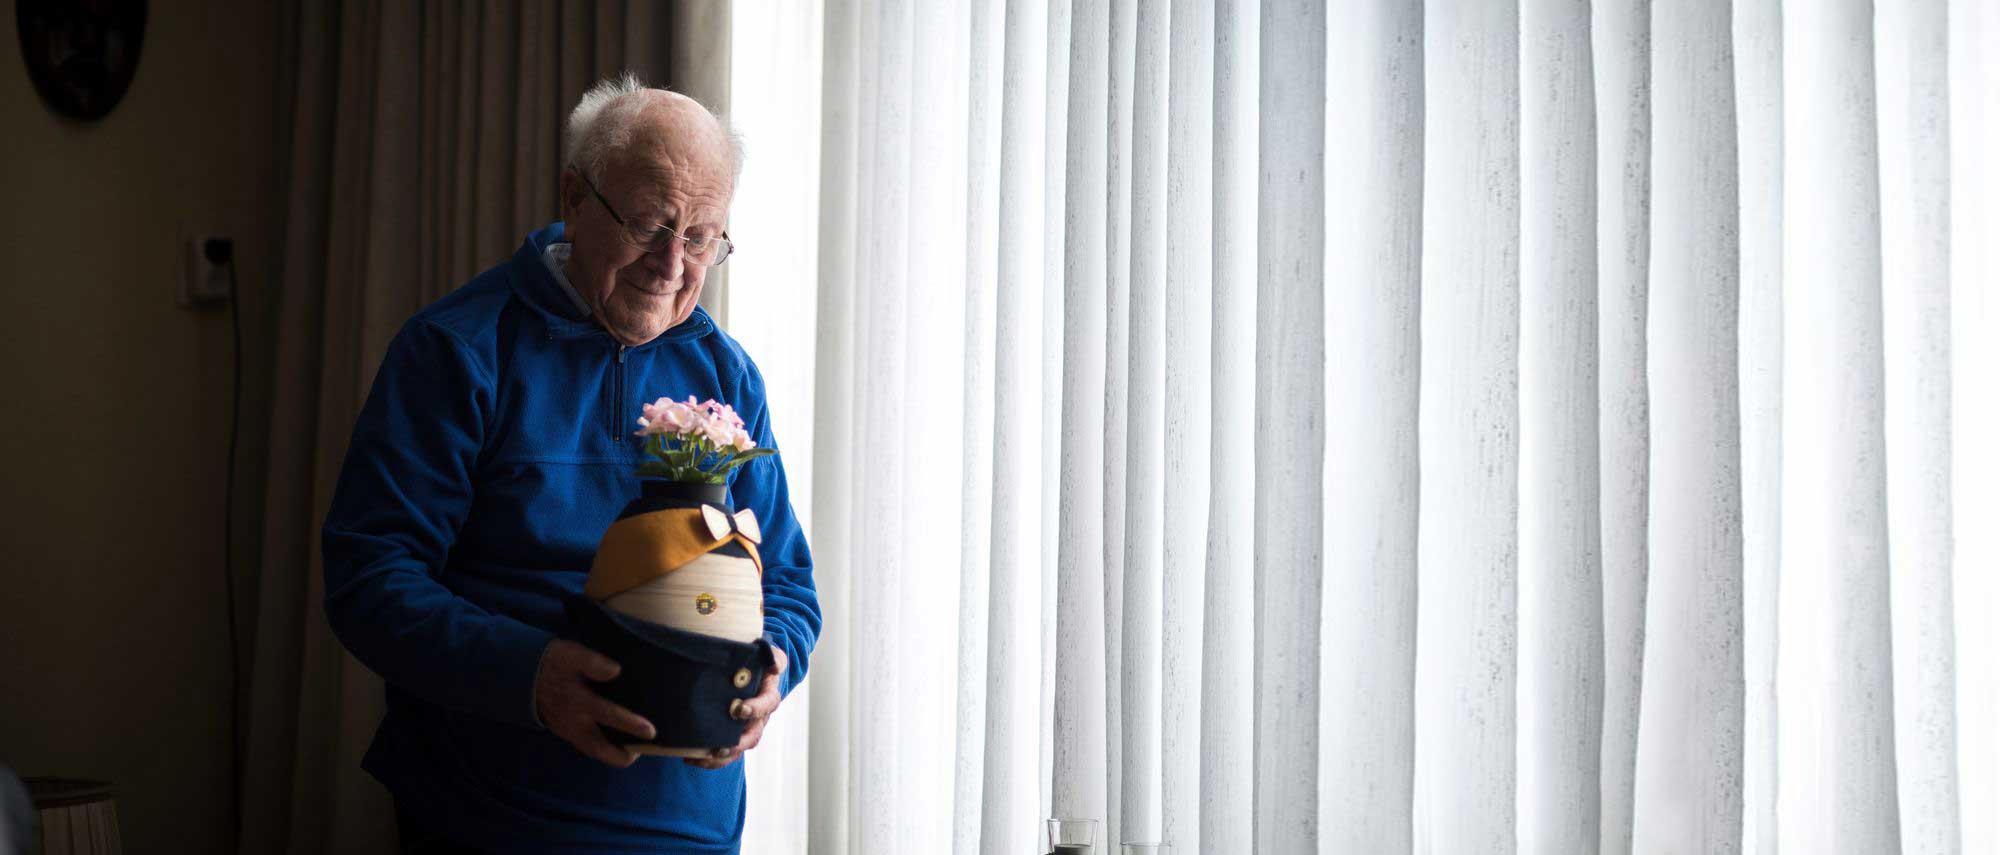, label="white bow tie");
[700,503,763,545]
